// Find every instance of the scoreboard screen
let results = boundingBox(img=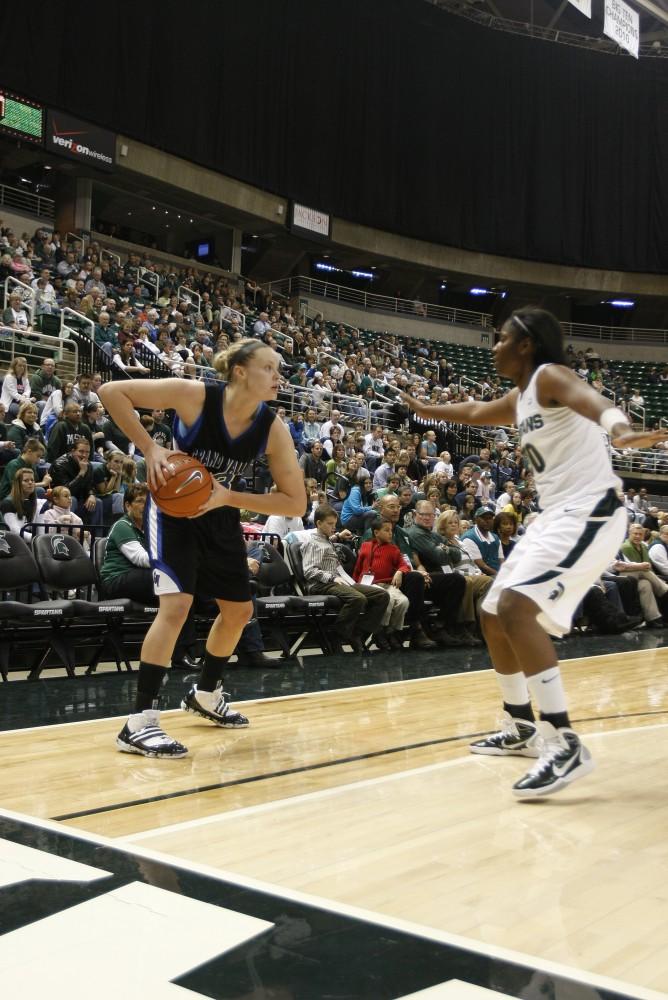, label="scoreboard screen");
[0,90,44,144]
